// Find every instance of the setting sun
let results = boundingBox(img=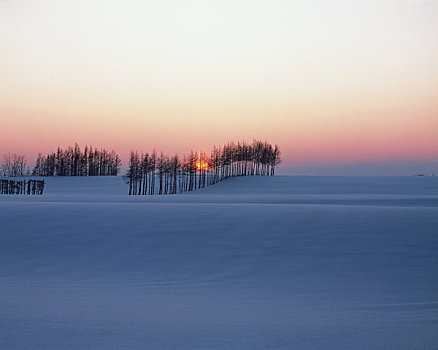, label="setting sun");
[196,160,209,172]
